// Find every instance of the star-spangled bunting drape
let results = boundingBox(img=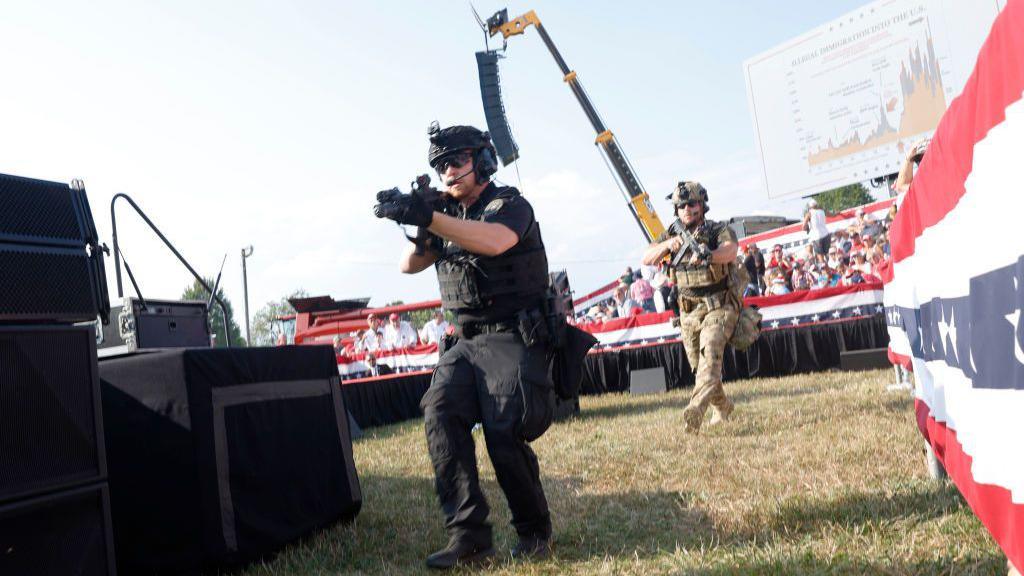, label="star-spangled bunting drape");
[337,283,885,376]
[883,1,1024,568]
